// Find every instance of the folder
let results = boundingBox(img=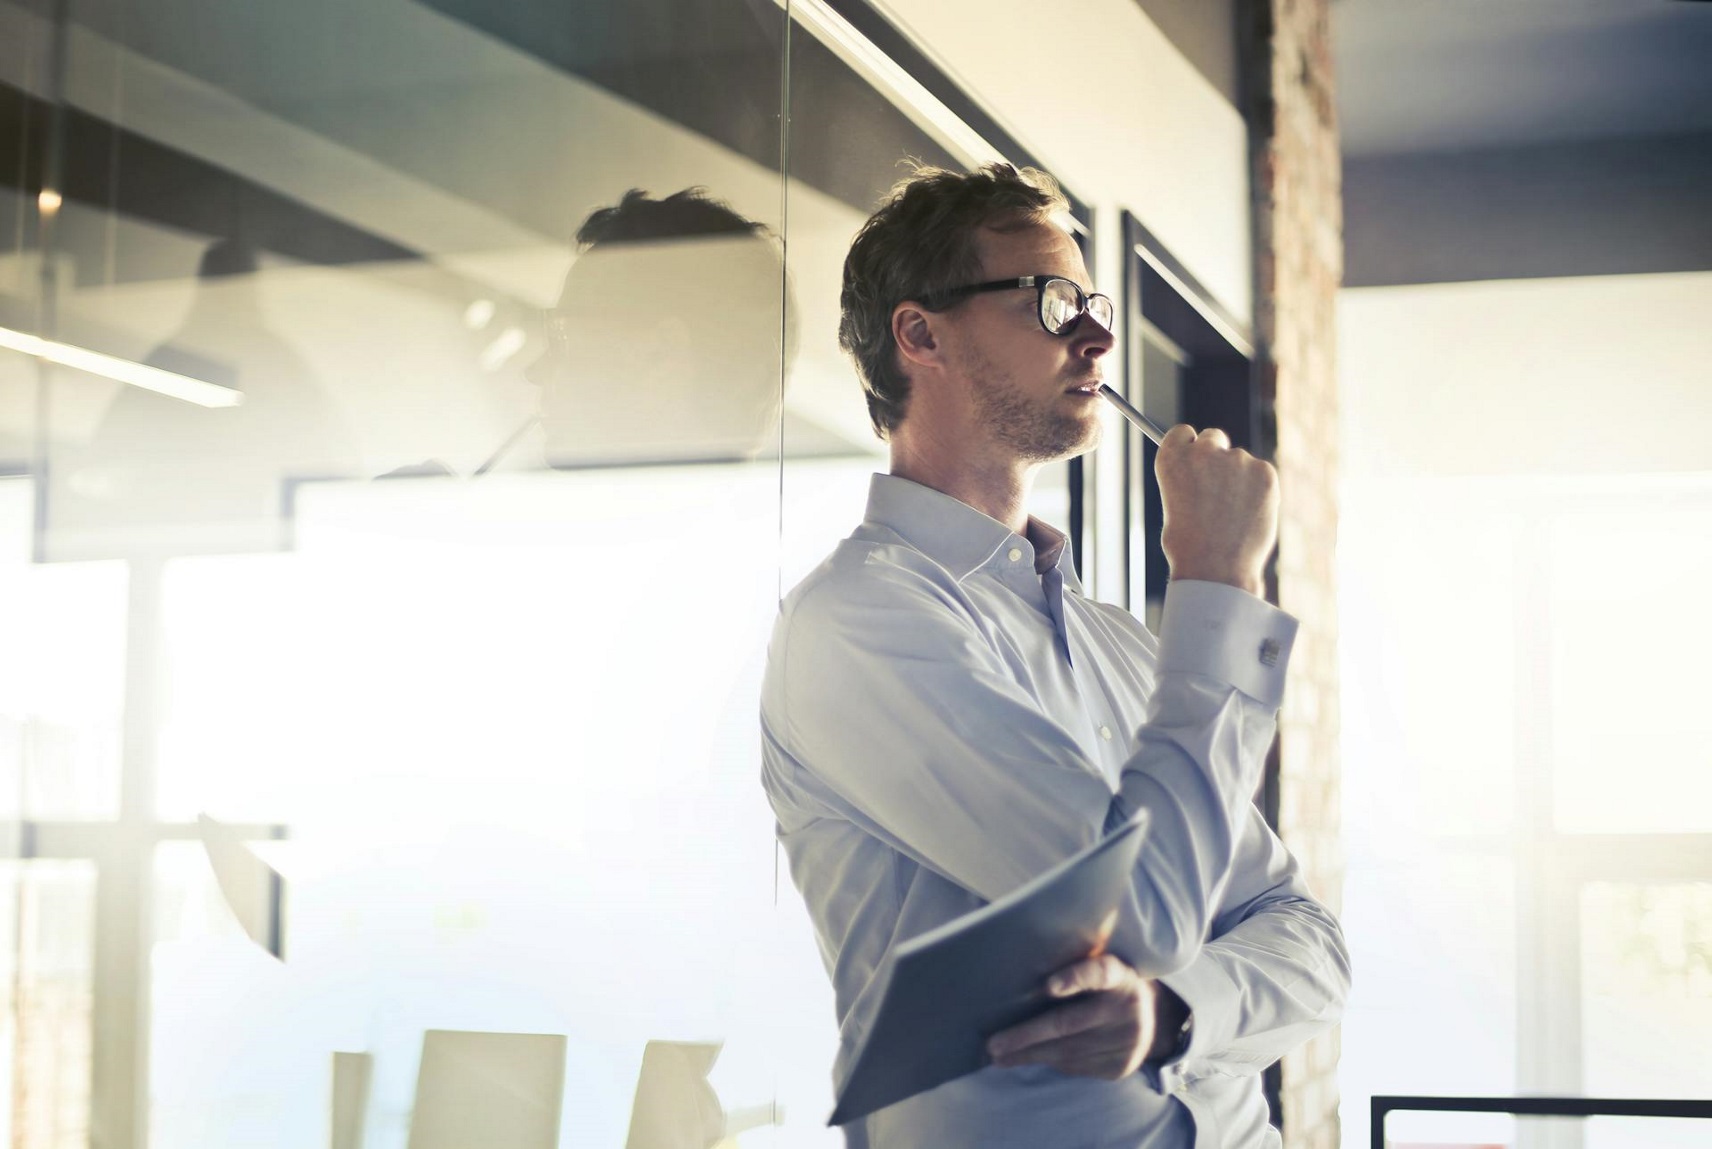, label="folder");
[829,813,1150,1126]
